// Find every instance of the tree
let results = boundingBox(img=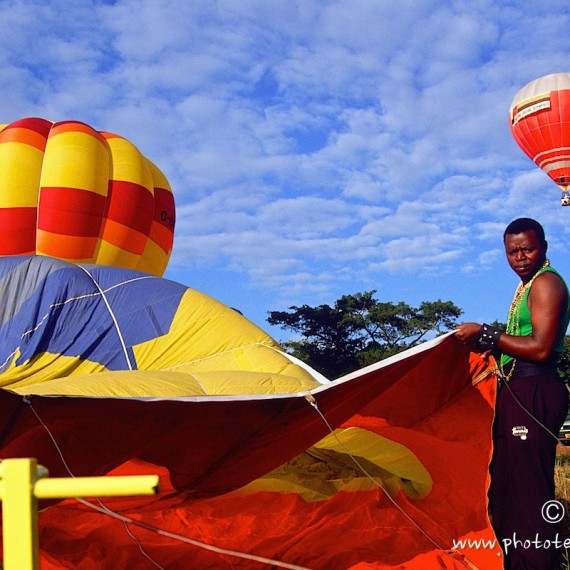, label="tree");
[267,291,463,379]
[557,336,570,386]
